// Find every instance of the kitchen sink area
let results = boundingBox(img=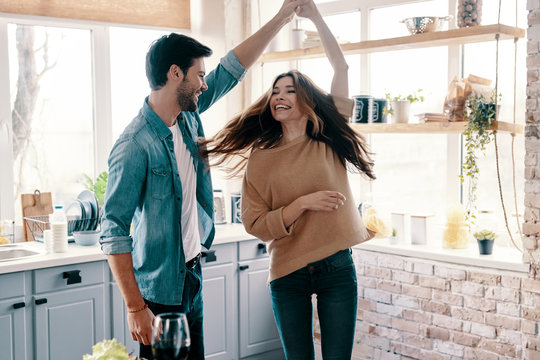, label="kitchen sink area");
[0,244,44,262]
